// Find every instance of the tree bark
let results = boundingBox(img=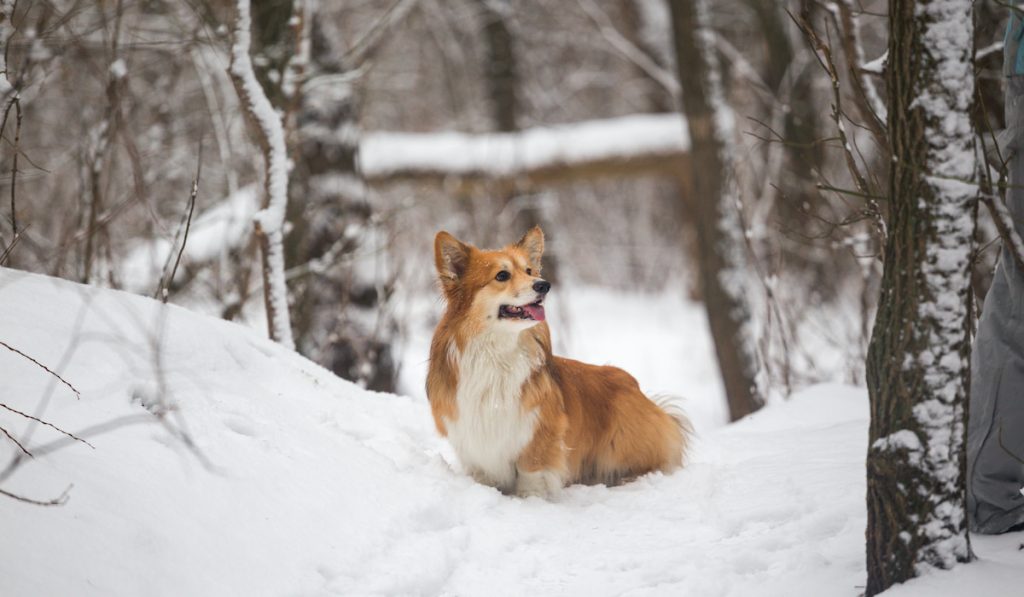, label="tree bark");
[864,0,975,593]
[667,0,763,421]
